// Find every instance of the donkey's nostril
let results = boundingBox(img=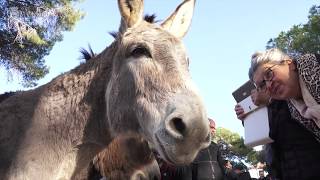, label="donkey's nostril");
[171,117,186,135]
